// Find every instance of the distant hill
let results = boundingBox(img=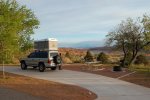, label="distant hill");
[58,40,105,48]
[89,47,122,56]
[89,47,113,54]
